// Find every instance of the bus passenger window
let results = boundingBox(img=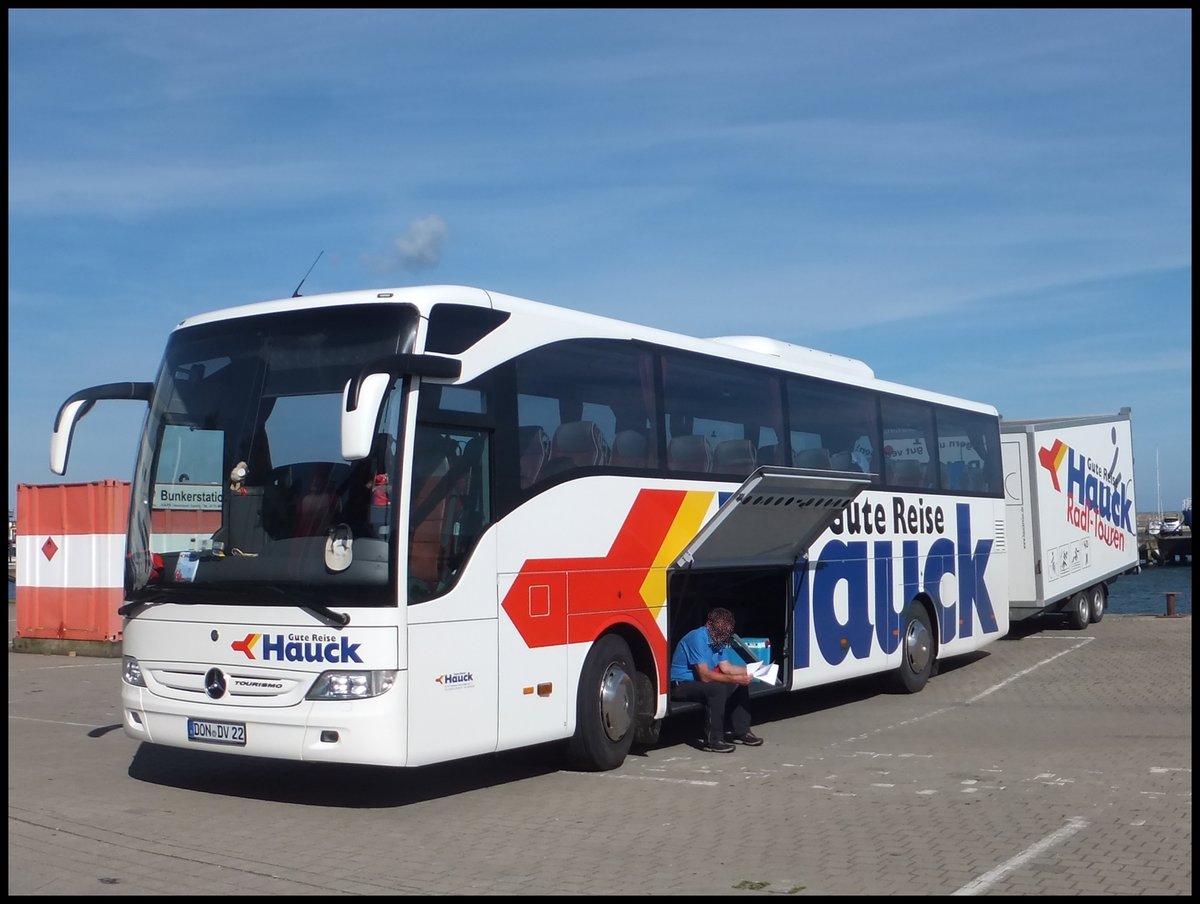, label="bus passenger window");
[408,425,492,603]
[882,398,936,491]
[408,430,455,597]
[788,377,881,484]
[934,409,1002,495]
